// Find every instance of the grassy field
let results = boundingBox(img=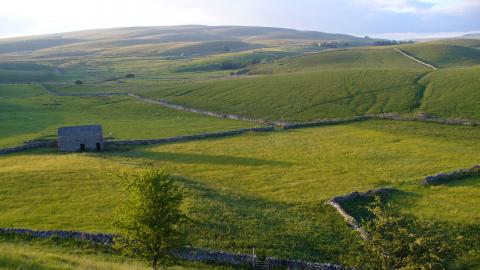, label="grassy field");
[399,41,480,68]
[1,120,478,264]
[0,235,234,270]
[419,65,480,120]
[0,83,255,148]
[249,47,429,74]
[1,30,480,268]
[141,69,425,122]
